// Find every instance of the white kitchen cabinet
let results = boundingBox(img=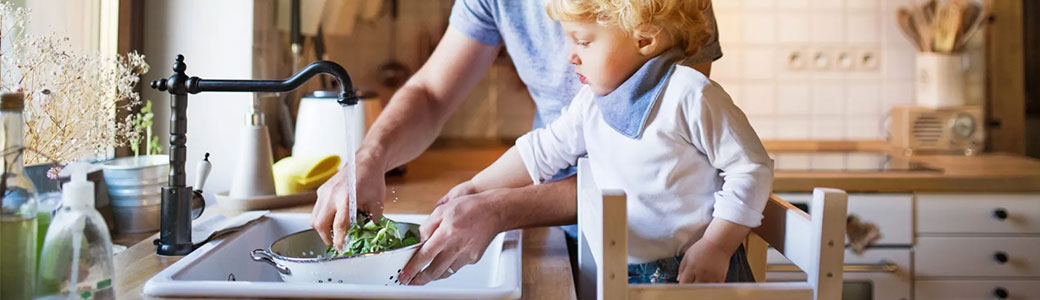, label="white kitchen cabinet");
[915,280,1040,300]
[915,237,1040,277]
[917,194,1040,234]
[914,193,1040,300]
